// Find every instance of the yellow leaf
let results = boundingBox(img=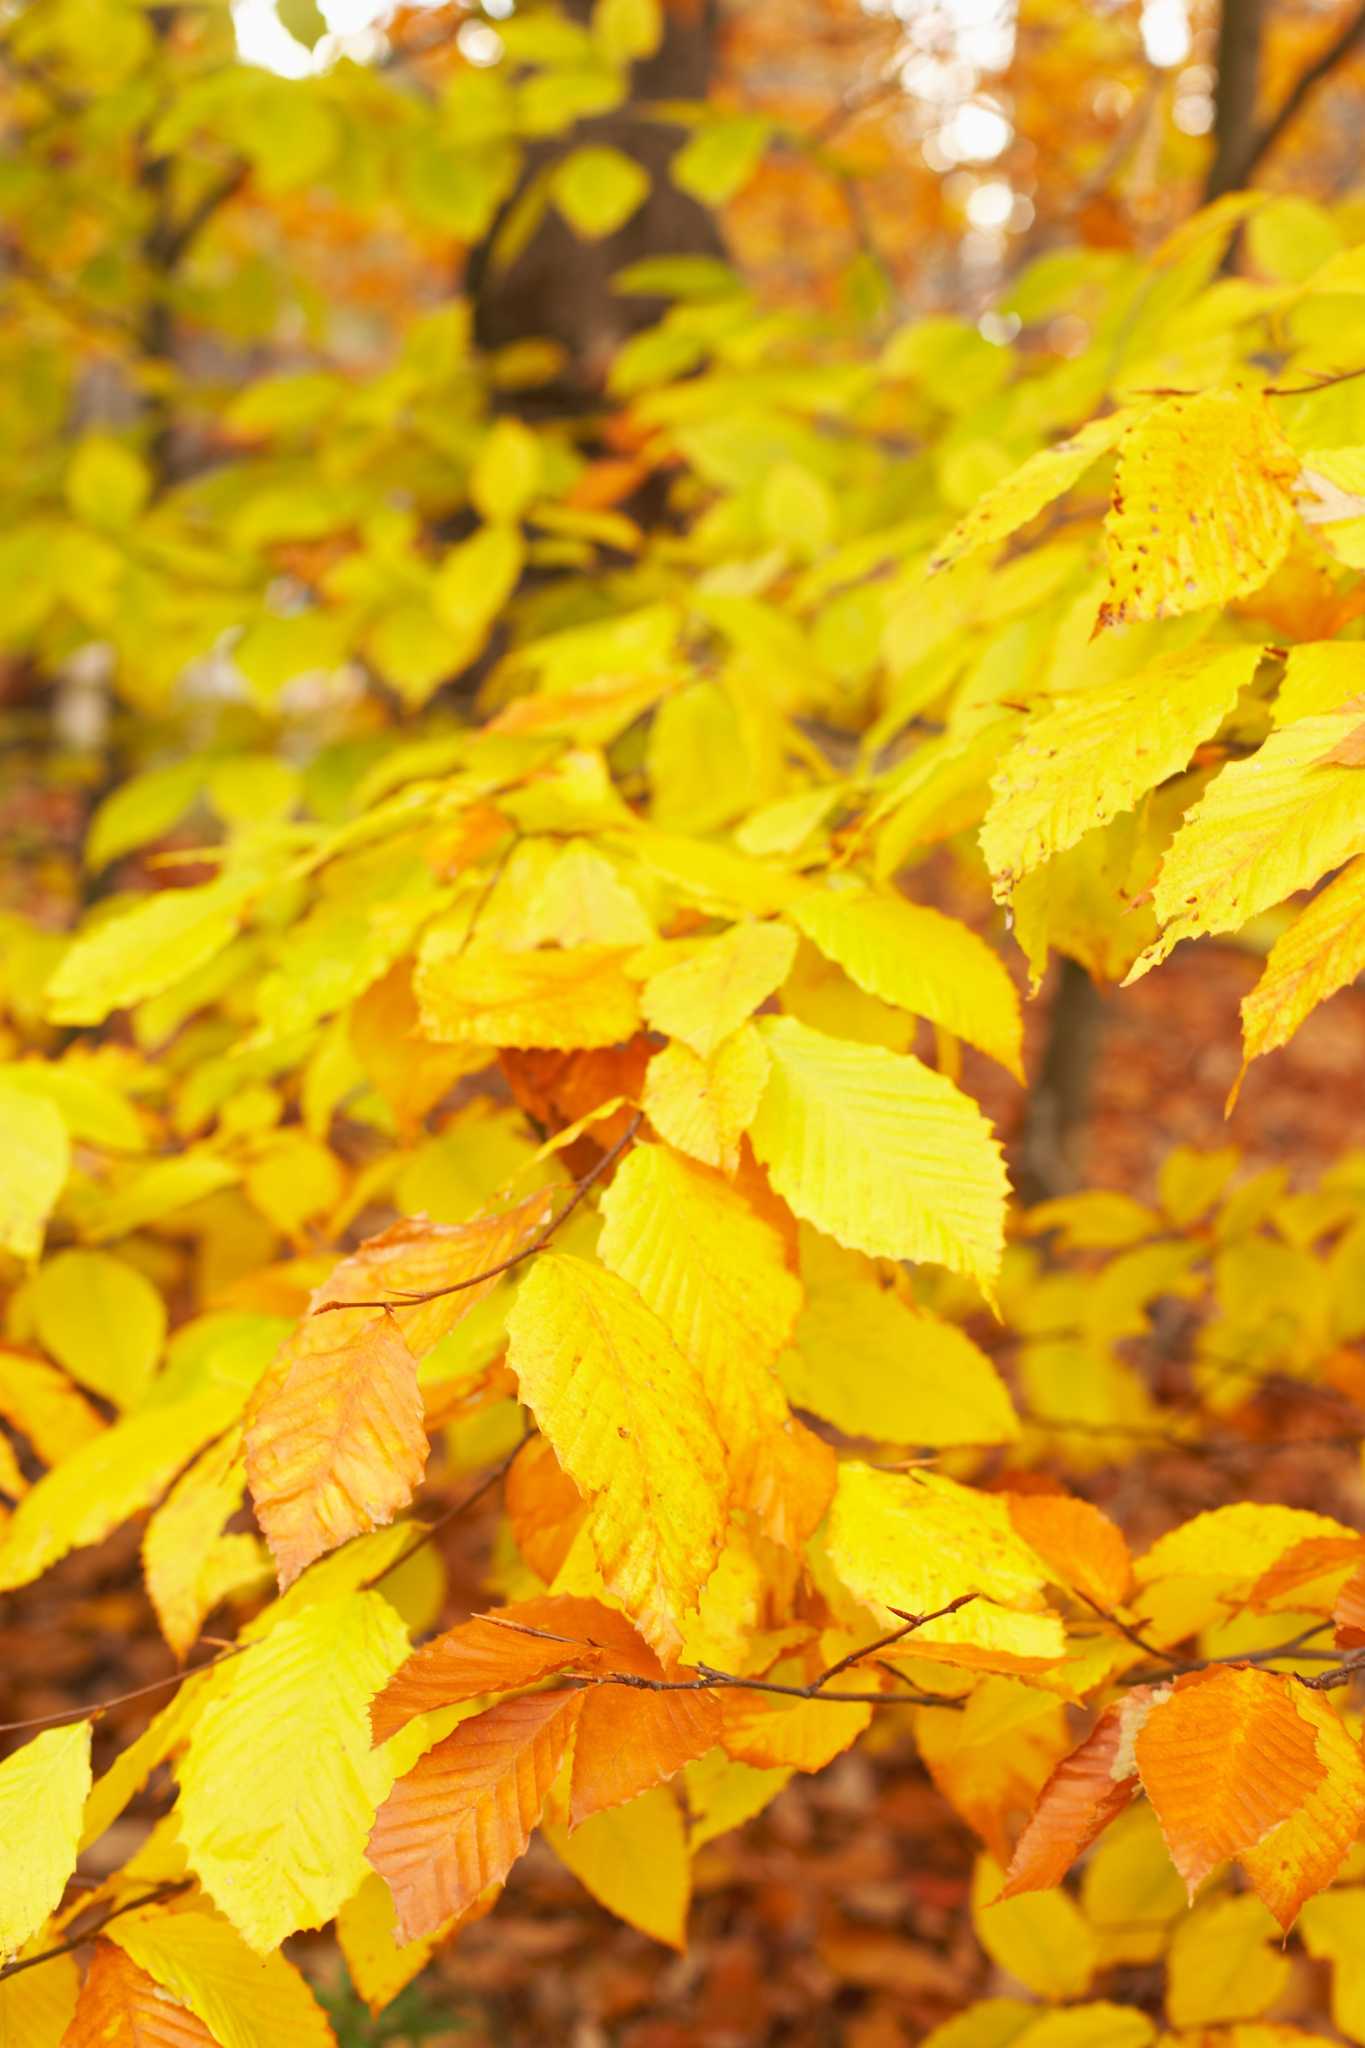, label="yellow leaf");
[970,1851,1097,2000]
[367,1688,583,1940]
[1131,702,1365,976]
[176,1592,410,1950]
[1299,1888,1365,2043]
[683,1747,793,1850]
[81,1668,217,1854]
[1134,1667,1325,1897]
[749,1017,1009,1293]
[1101,390,1300,624]
[45,883,246,1026]
[0,1948,77,2047]
[981,644,1263,897]
[1079,1803,1185,1964]
[783,1229,1018,1447]
[1239,1682,1365,1927]
[505,1252,728,1661]
[929,412,1130,571]
[143,1430,247,1659]
[827,1463,1065,1673]
[416,938,641,1049]
[597,1142,803,1521]
[640,1027,769,1174]
[0,1721,90,1961]
[1133,1502,1355,1641]
[0,1351,102,1467]
[106,1902,337,2048]
[720,1689,871,1773]
[0,1385,243,1594]
[1012,2006,1154,2047]
[915,1678,1069,1864]
[244,1309,427,1589]
[335,1871,445,2018]
[1165,1894,1290,2028]
[1241,851,1365,1070]
[546,1786,691,1949]
[920,1997,1036,2048]
[789,885,1023,1077]
[640,920,796,1058]
[0,1081,67,1261]
[29,1250,165,1408]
